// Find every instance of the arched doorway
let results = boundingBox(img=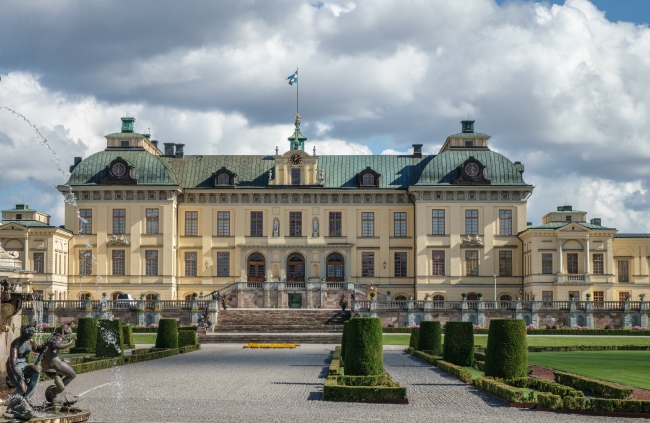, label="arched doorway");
[79,292,91,300]
[286,253,305,282]
[466,293,478,301]
[326,253,344,281]
[247,253,266,282]
[432,294,445,308]
[112,292,124,300]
